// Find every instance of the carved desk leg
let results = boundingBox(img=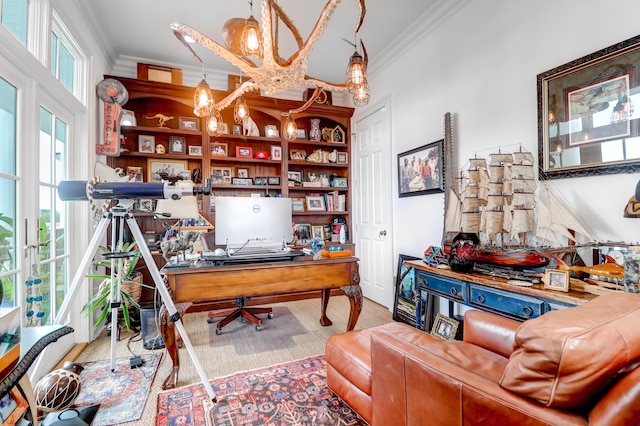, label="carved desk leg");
[160,302,191,390]
[319,262,362,331]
